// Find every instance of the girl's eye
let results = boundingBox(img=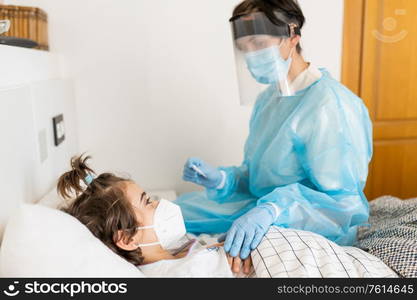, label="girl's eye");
[146,197,151,205]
